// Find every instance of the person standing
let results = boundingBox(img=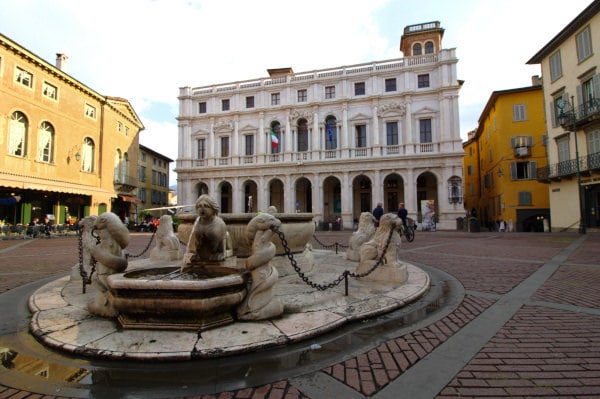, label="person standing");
[397,202,408,229]
[372,202,384,227]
